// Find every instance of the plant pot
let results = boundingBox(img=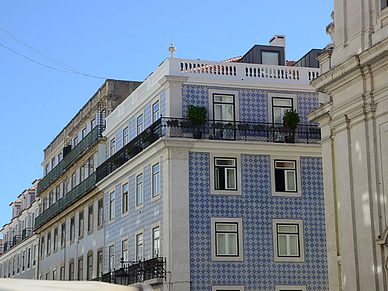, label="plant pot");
[193,128,202,139]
